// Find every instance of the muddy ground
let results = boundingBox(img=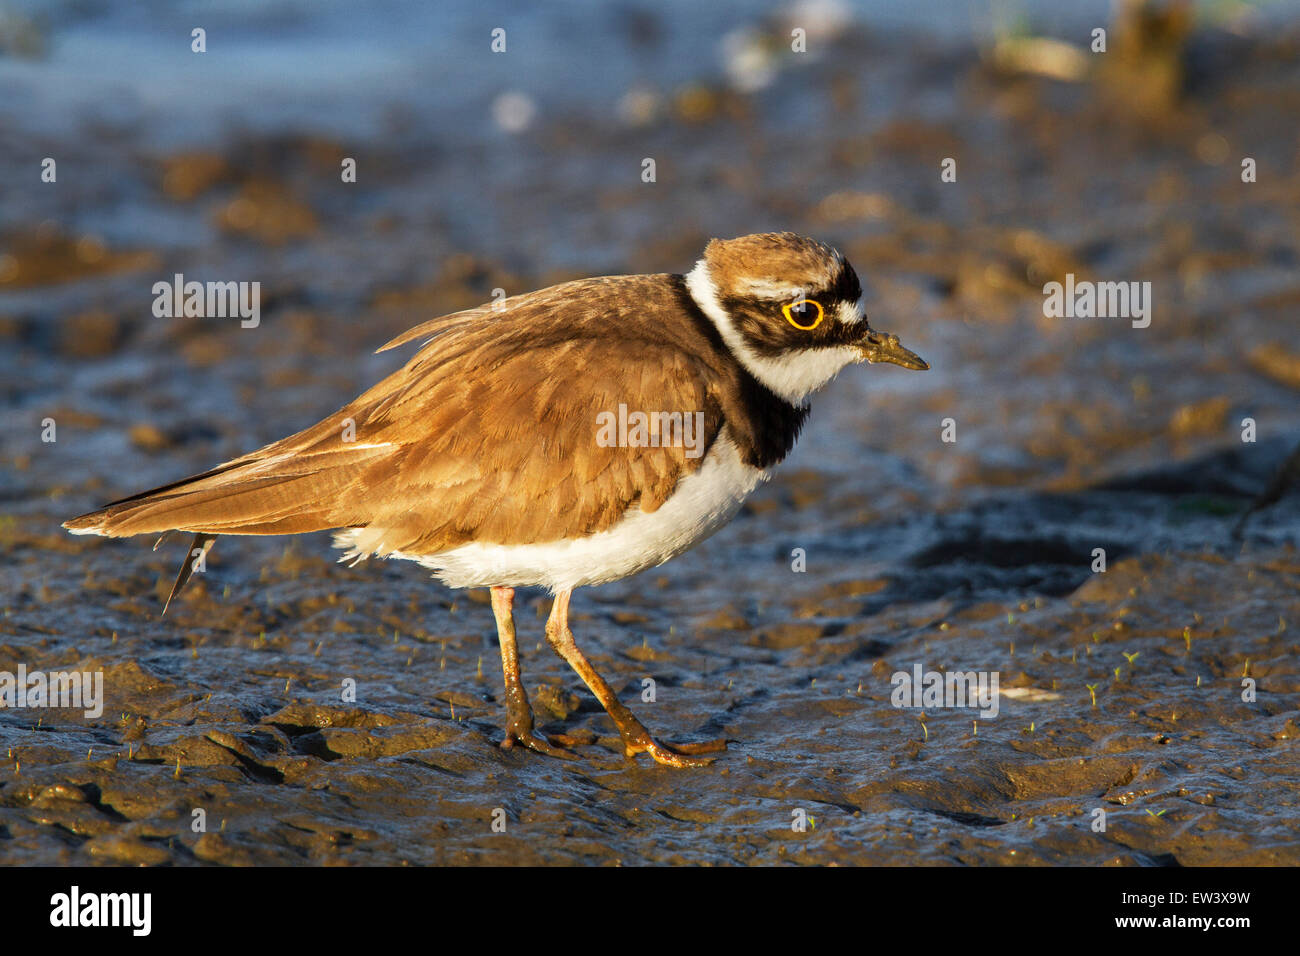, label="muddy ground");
[2,5,1299,865]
